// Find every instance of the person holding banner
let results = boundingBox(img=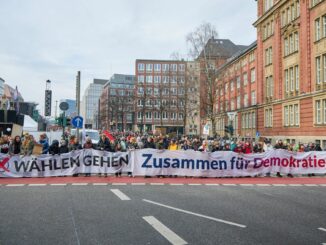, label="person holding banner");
[83,137,94,177]
[9,135,22,155]
[0,135,10,154]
